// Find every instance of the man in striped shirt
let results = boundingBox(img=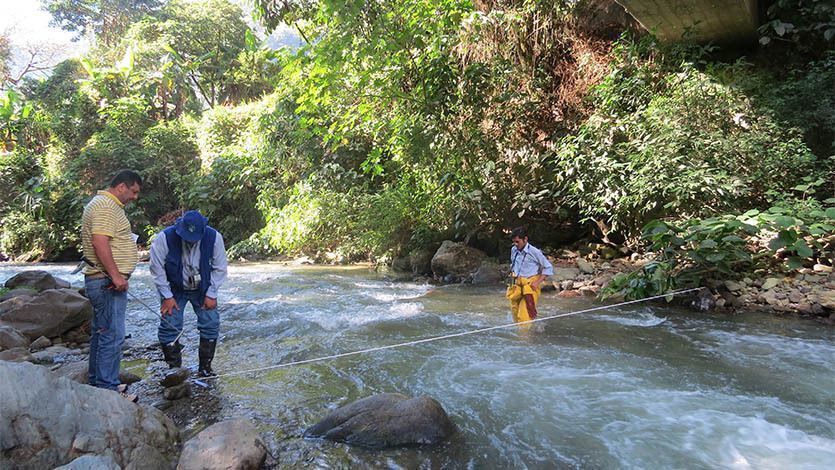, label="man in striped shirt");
[81,170,142,397]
